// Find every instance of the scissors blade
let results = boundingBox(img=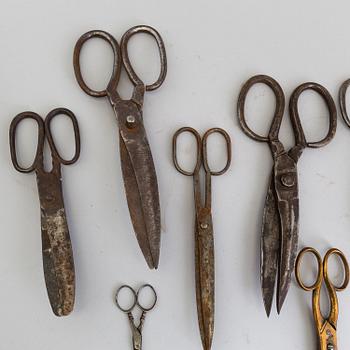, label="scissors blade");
[37,172,75,316]
[119,125,161,269]
[195,209,214,350]
[261,172,280,317]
